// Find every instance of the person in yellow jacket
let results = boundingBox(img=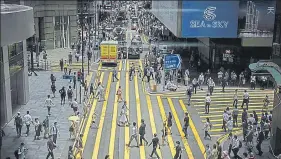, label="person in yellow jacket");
[64,60,68,74]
